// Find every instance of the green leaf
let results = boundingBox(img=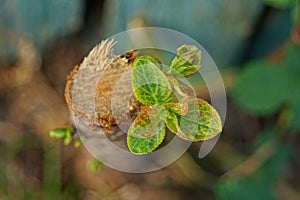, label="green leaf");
[127,105,166,154]
[63,130,72,145]
[231,60,290,116]
[165,98,222,141]
[128,105,166,138]
[49,128,73,145]
[170,45,201,77]
[127,122,165,155]
[49,128,71,139]
[132,56,173,105]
